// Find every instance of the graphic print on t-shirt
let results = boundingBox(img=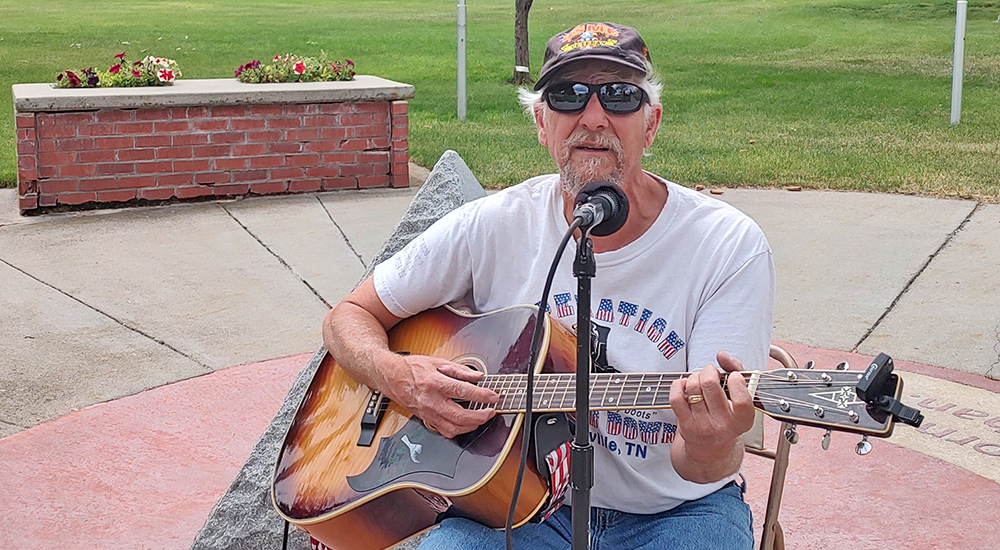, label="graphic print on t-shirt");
[546,290,684,463]
[548,291,687,360]
[588,409,679,460]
